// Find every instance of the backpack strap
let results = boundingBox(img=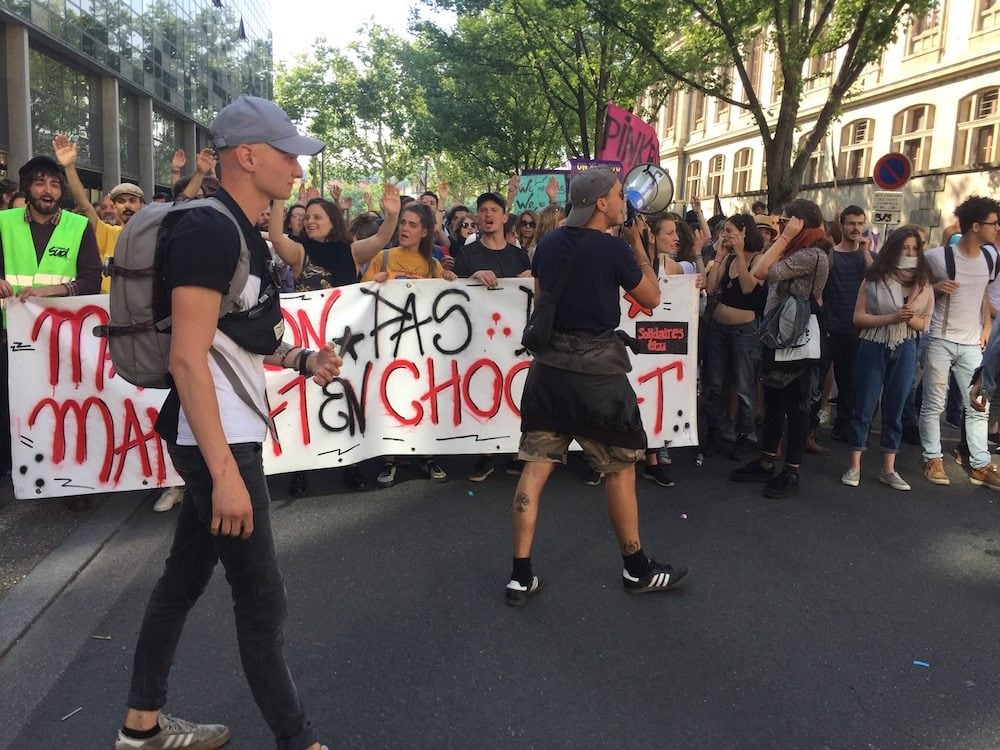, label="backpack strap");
[380,250,389,274]
[981,245,997,281]
[945,244,956,280]
[156,197,250,330]
[175,198,275,443]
